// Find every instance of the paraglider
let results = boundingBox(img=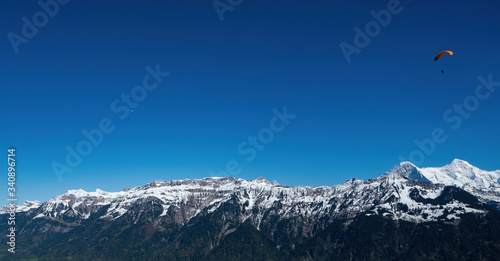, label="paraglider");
[434,50,453,61]
[435,50,453,73]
